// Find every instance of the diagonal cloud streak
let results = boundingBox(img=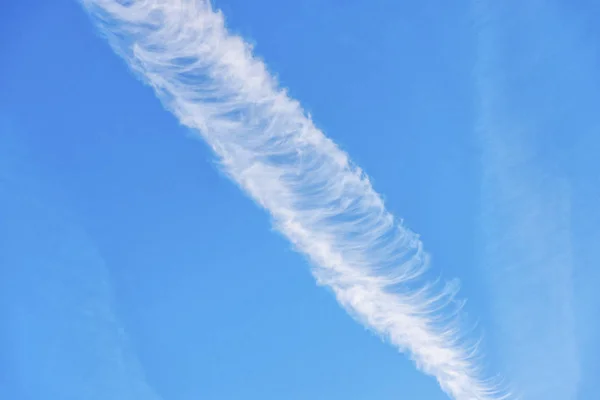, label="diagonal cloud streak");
[473,1,592,398]
[79,1,506,398]
[0,123,162,400]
